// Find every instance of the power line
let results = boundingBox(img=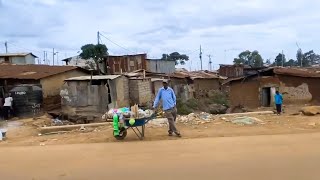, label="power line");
[99,32,135,54]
